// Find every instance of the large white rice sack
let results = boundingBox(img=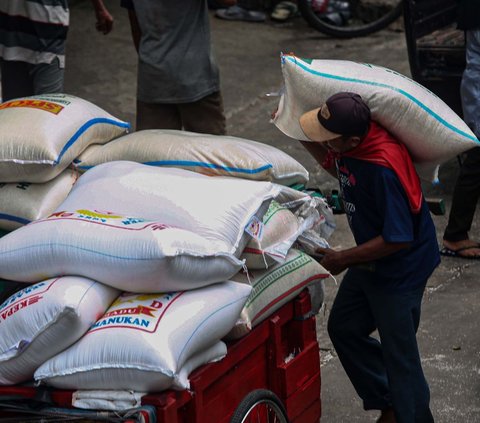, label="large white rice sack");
[0,277,119,385]
[0,169,77,231]
[0,210,244,292]
[227,249,329,340]
[58,161,284,256]
[273,54,480,182]
[0,163,286,291]
[0,94,129,183]
[74,129,309,186]
[35,282,251,391]
[173,341,227,390]
[71,341,227,410]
